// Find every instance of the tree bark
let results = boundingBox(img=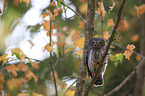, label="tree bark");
[74,0,96,96]
[134,0,145,96]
